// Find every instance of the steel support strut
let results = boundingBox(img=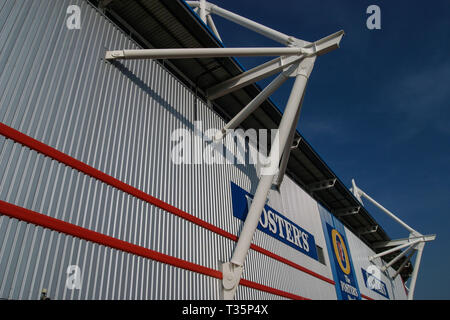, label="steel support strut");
[392,249,415,279]
[351,179,436,299]
[187,0,306,46]
[355,182,419,236]
[214,63,298,141]
[372,235,436,249]
[369,239,422,261]
[273,85,306,189]
[199,0,207,23]
[207,55,304,100]
[105,47,306,60]
[380,242,418,272]
[206,14,222,41]
[221,57,316,300]
[408,242,425,300]
[104,0,344,300]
